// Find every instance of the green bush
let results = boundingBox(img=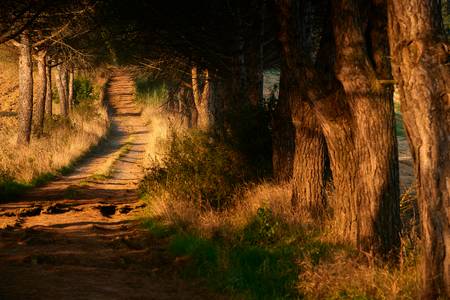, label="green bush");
[73,78,95,104]
[135,76,168,106]
[141,131,248,210]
